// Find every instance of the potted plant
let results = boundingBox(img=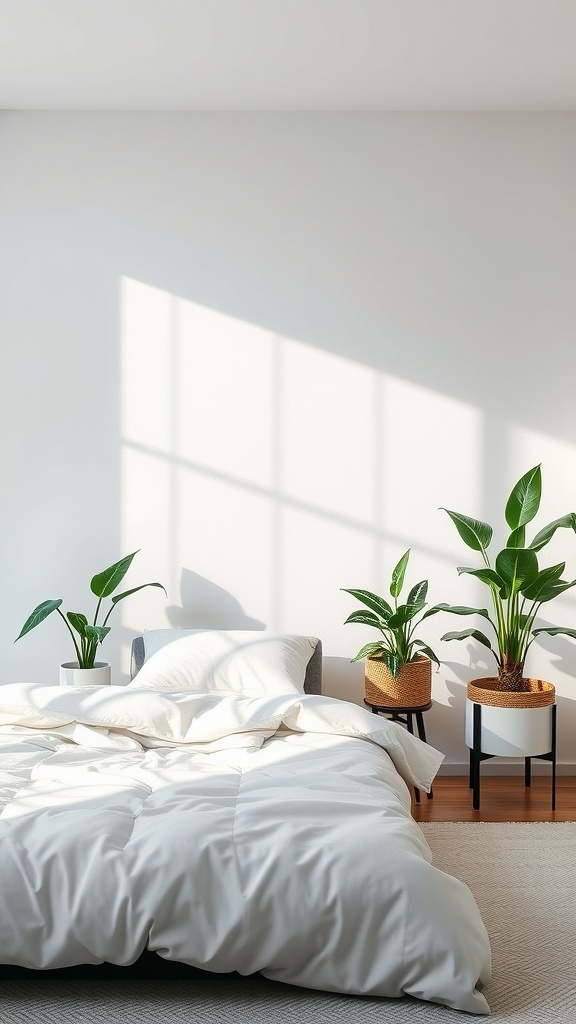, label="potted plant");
[342,548,443,706]
[439,465,576,765]
[15,549,166,686]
